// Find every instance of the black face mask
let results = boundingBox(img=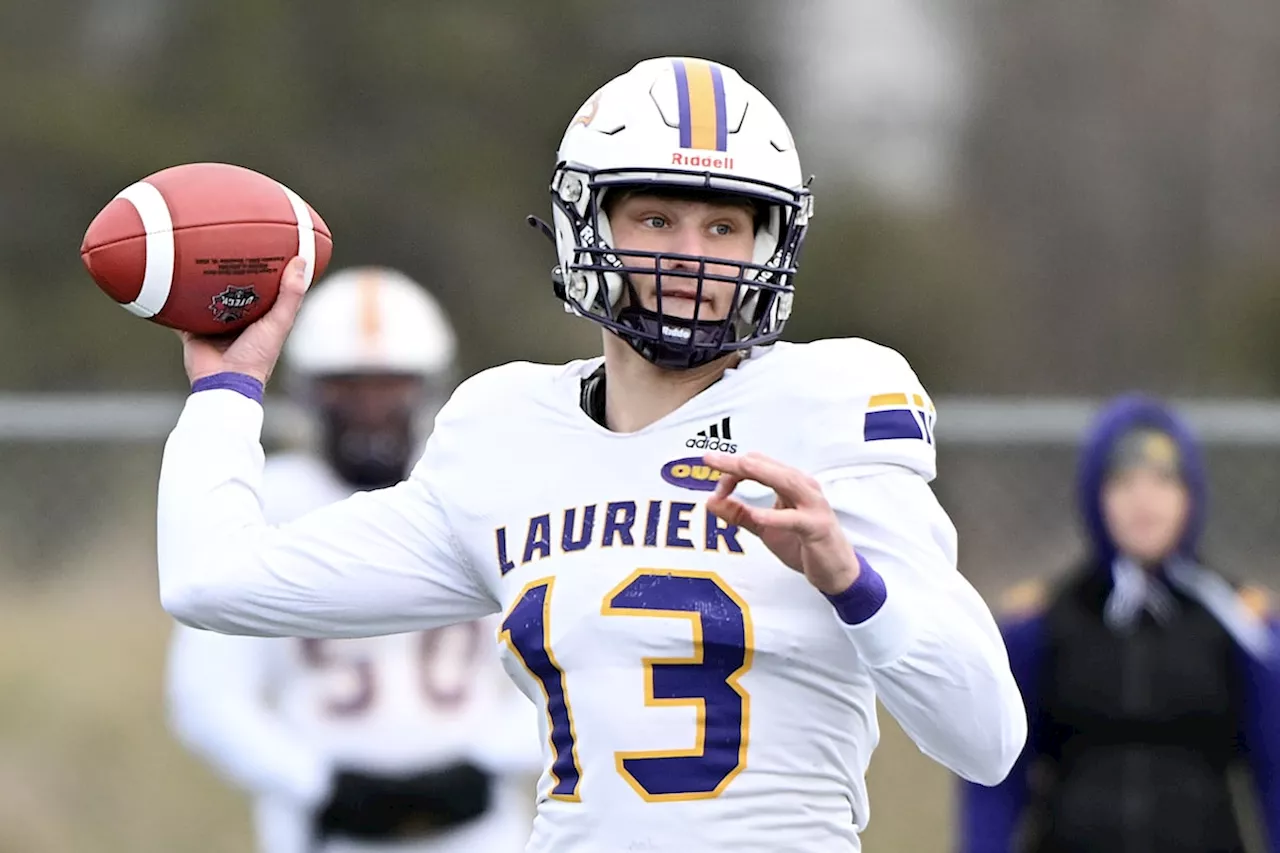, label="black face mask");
[309,374,434,490]
[319,404,417,490]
